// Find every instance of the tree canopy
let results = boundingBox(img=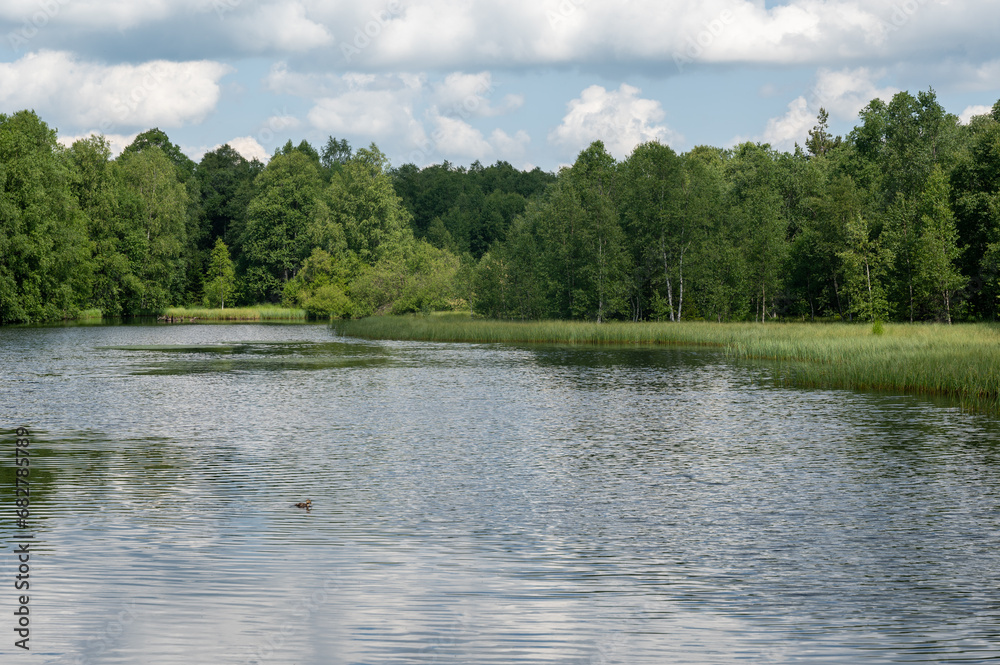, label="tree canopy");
[5,93,1000,324]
